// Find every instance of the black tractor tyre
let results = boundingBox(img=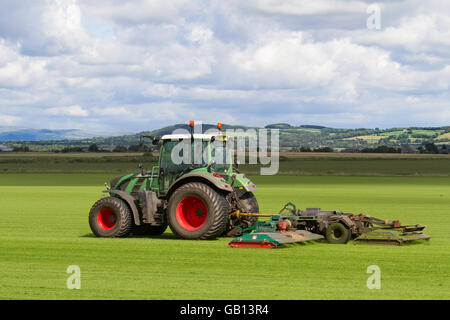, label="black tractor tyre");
[238,192,259,213]
[132,223,168,236]
[167,182,229,240]
[89,197,133,237]
[325,222,351,244]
